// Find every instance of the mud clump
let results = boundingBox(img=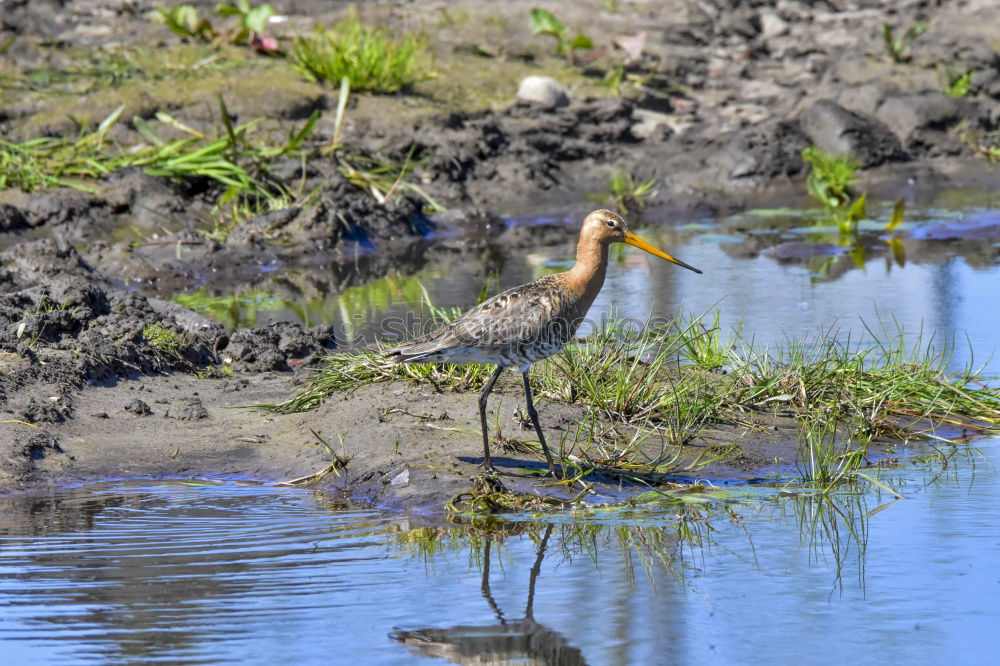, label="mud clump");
[798,100,909,168]
[123,399,152,416]
[225,321,335,372]
[0,240,340,428]
[414,98,639,203]
[164,397,209,421]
